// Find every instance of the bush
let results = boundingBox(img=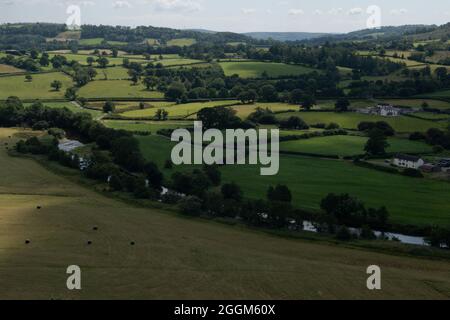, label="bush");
[179,196,203,216]
[336,226,353,241]
[32,120,49,130]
